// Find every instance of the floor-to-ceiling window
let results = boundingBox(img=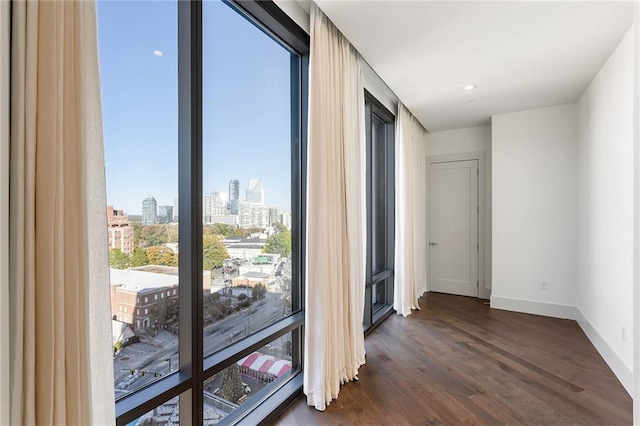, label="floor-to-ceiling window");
[364,91,395,332]
[99,1,308,423]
